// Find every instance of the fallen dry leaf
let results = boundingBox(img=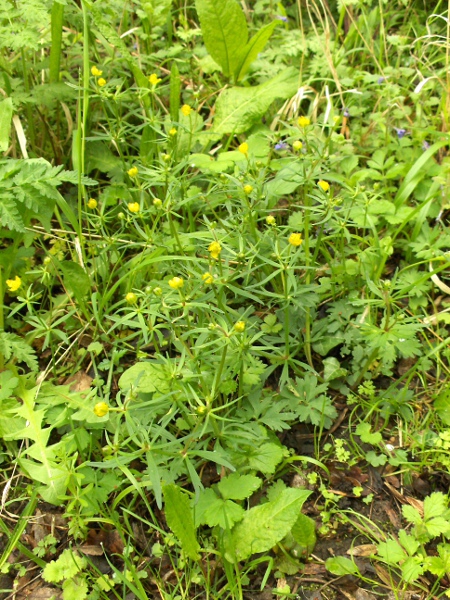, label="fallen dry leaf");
[346,544,377,557]
[65,371,93,392]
